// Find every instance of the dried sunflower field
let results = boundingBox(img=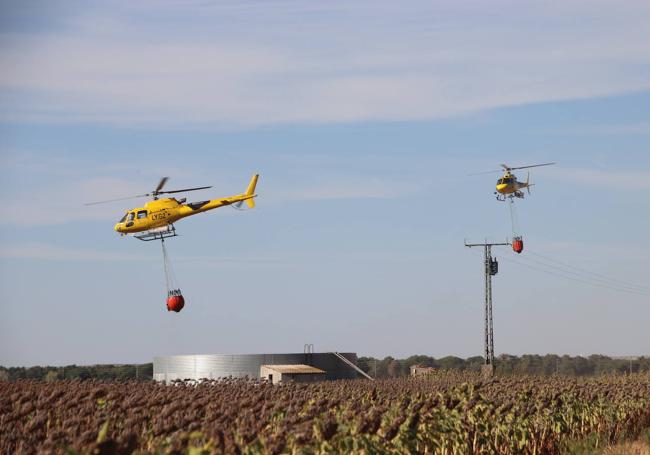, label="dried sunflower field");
[2,372,650,454]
